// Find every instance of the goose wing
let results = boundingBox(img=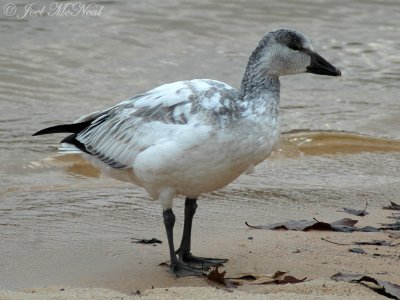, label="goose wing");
[74,79,238,169]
